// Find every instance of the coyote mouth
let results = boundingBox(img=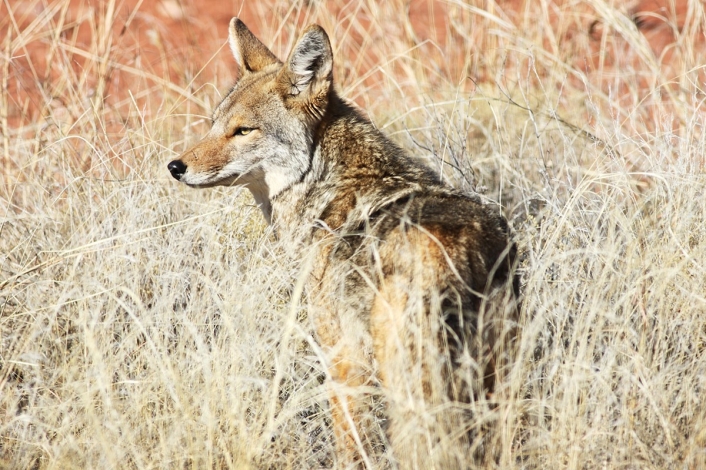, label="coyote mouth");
[186,174,241,189]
